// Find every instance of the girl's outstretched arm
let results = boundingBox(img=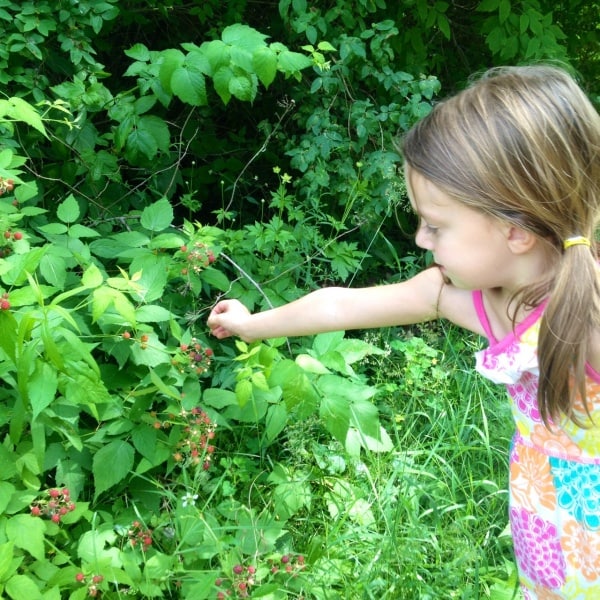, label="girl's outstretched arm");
[207,267,452,342]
